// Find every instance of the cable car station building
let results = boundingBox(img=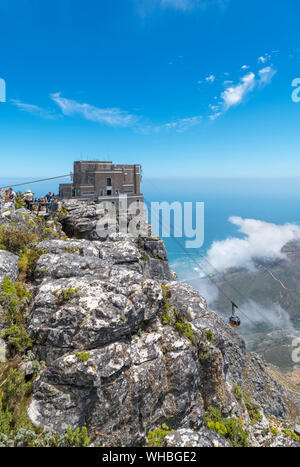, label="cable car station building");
[59,161,143,208]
